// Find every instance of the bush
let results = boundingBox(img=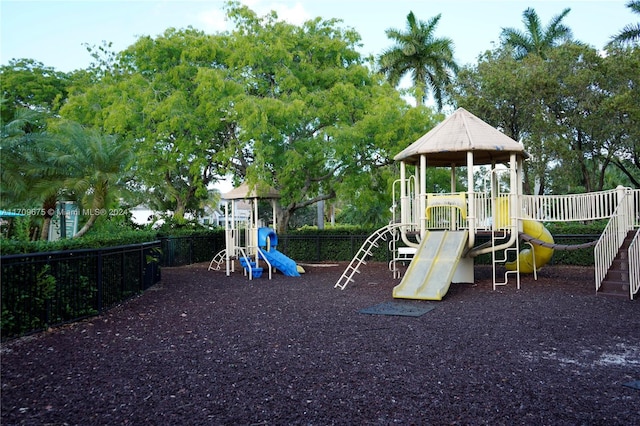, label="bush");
[0,229,160,255]
[545,220,607,235]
